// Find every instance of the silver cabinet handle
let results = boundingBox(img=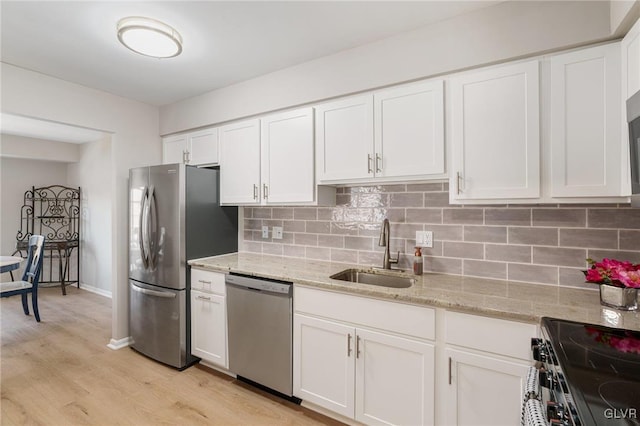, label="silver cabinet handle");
[457,172,463,195]
[448,357,453,385]
[196,295,211,301]
[253,184,258,200]
[263,183,268,199]
[347,333,352,357]
[367,154,373,174]
[356,335,361,359]
[198,280,212,284]
[183,150,190,164]
[375,154,382,173]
